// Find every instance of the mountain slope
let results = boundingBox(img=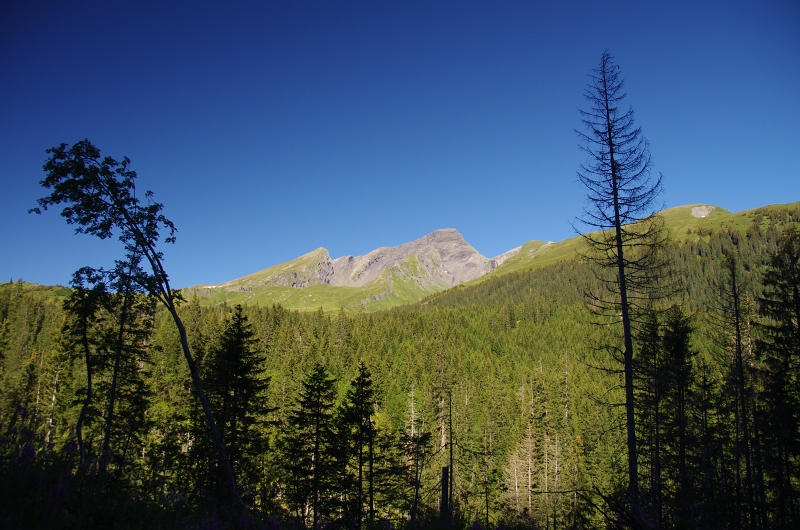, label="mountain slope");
[481,201,800,278]
[188,201,800,312]
[190,229,507,311]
